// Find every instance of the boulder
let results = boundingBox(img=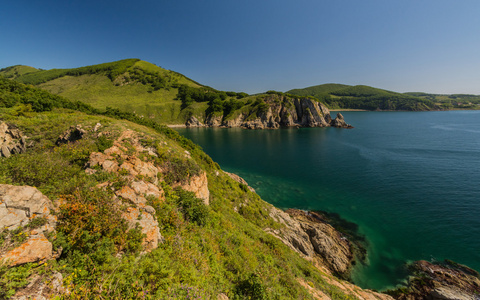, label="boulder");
[0,185,58,266]
[331,113,353,128]
[0,122,27,158]
[1,233,55,266]
[56,125,86,145]
[0,185,54,230]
